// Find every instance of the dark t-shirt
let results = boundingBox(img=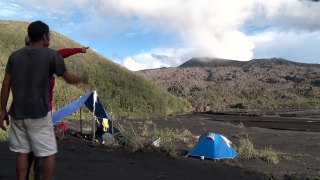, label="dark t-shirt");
[5,46,67,119]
